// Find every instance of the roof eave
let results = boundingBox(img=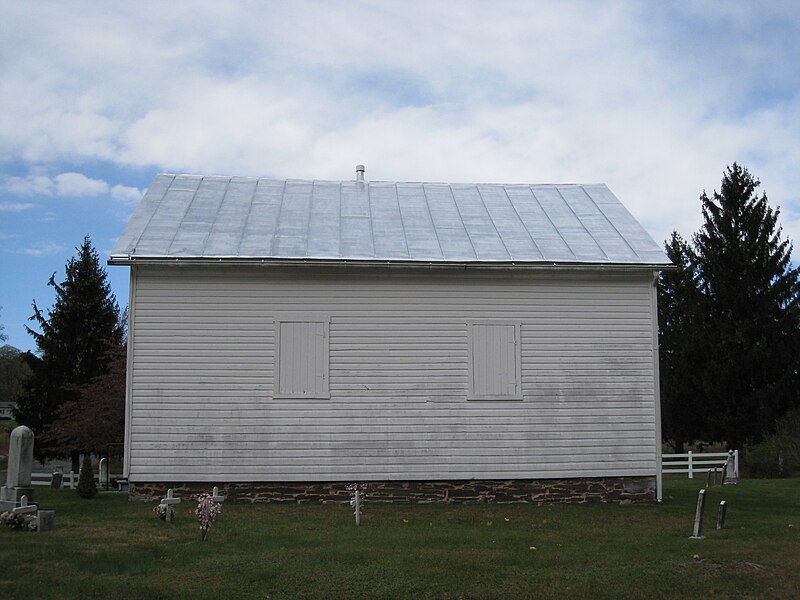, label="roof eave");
[108,255,673,270]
